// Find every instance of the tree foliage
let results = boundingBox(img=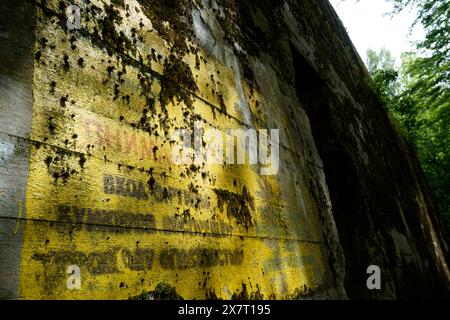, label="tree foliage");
[367,48,400,104]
